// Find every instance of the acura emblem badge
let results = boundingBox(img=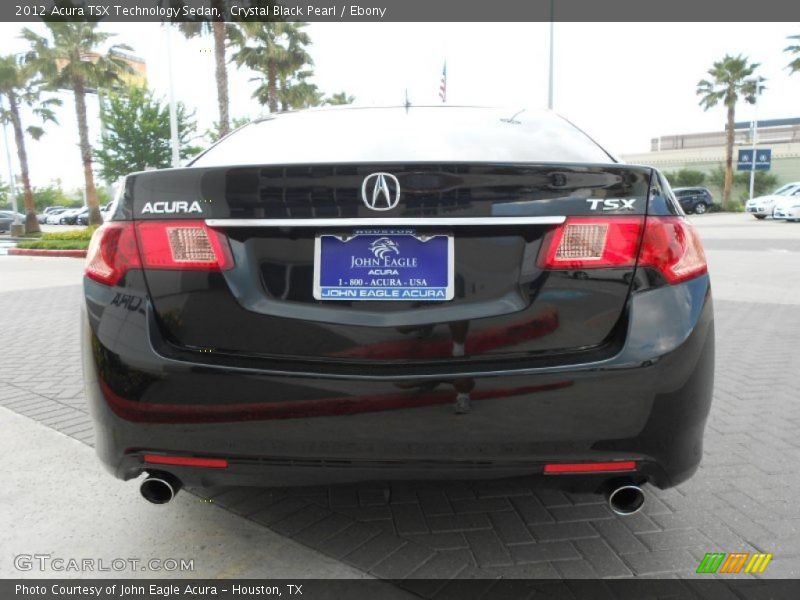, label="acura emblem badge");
[361,172,400,211]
